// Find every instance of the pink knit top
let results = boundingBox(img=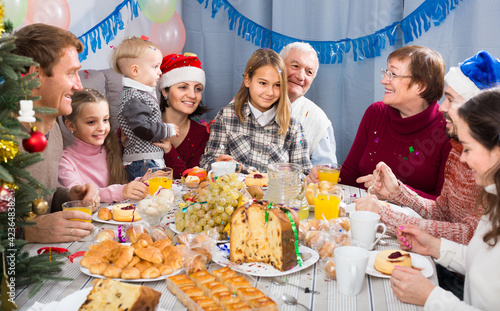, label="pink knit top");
[384,139,483,244]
